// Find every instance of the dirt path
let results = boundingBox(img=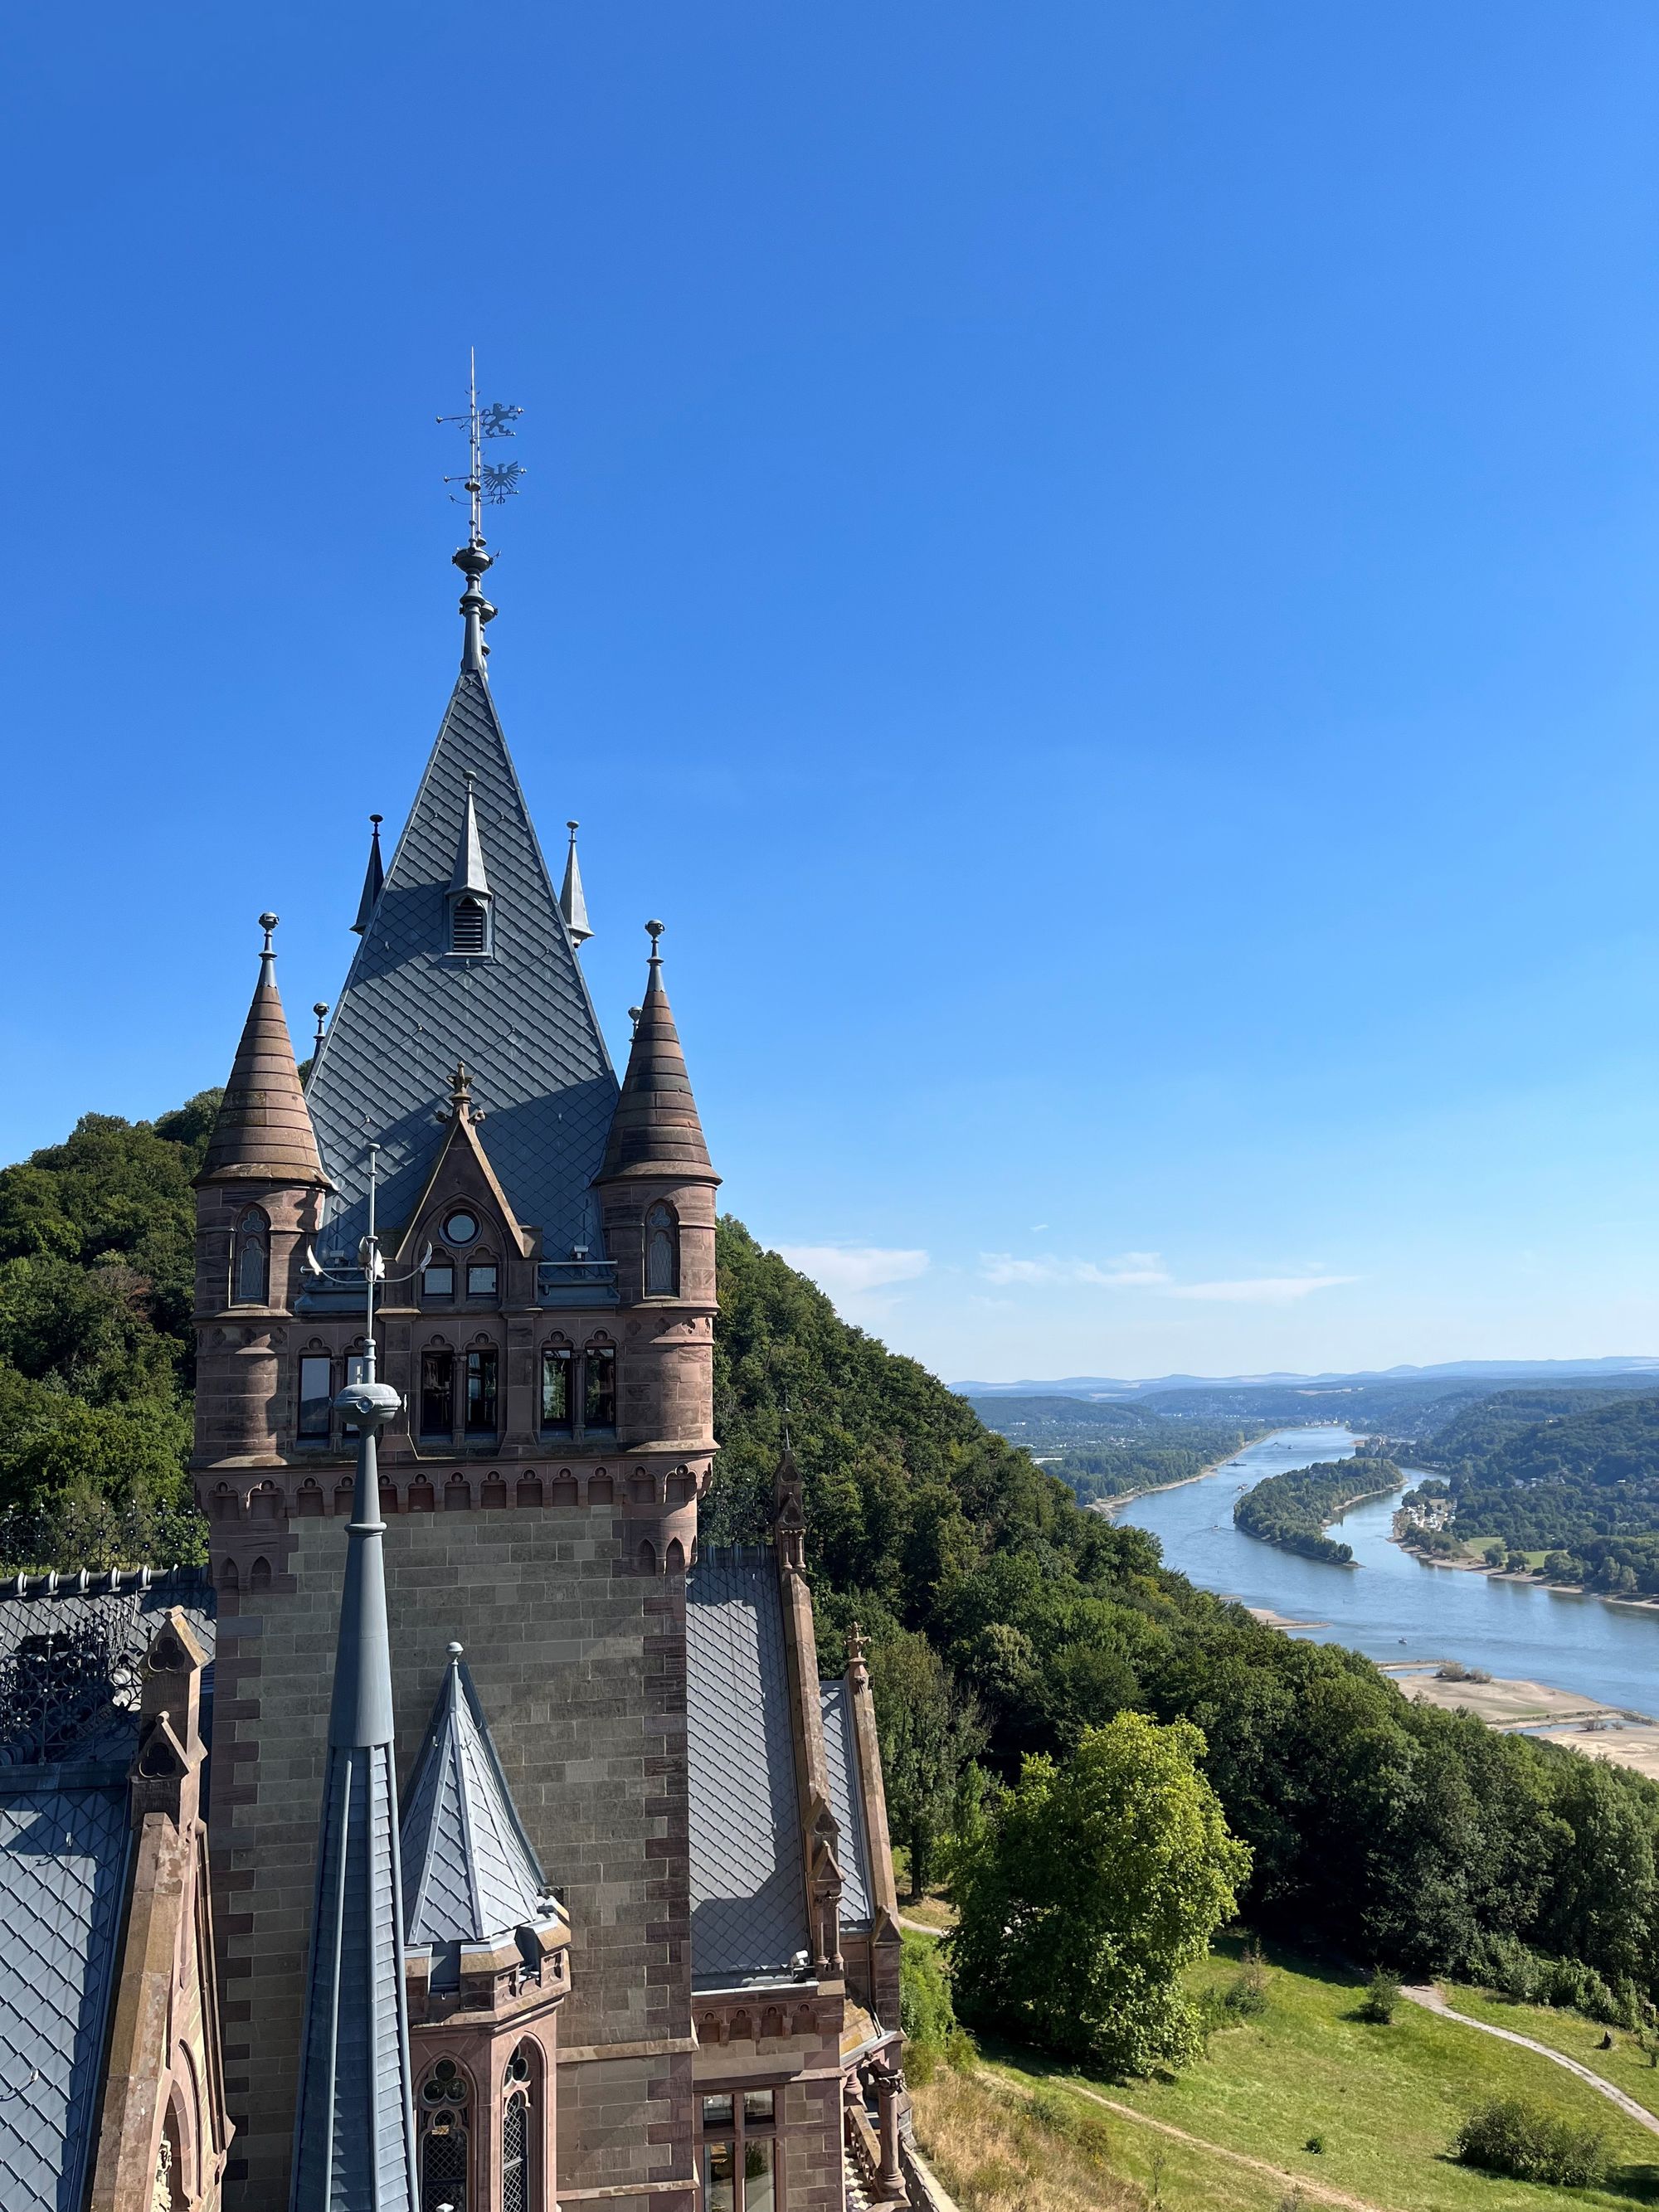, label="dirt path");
[1011,2074,1395,2212]
[898,1913,945,1936]
[1399,1986,1659,2137]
